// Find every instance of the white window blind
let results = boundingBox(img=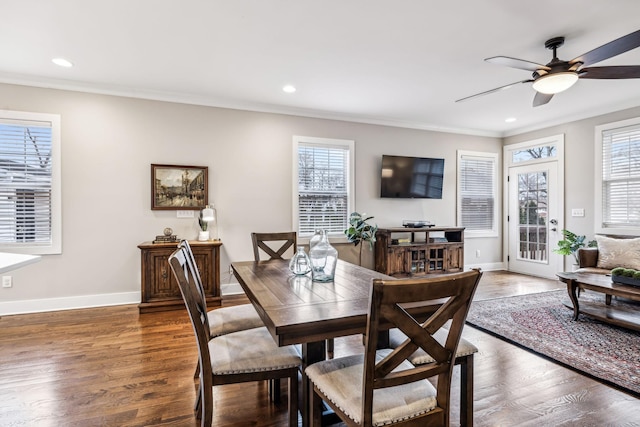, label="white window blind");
[294,136,354,237]
[601,123,640,228]
[0,111,61,254]
[457,151,497,236]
